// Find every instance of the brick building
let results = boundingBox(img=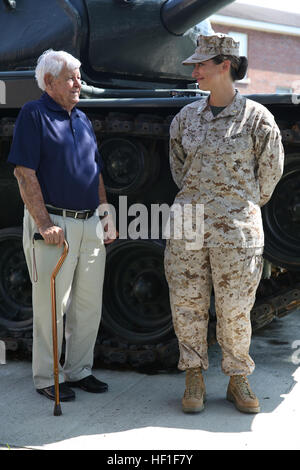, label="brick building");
[209,3,300,94]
